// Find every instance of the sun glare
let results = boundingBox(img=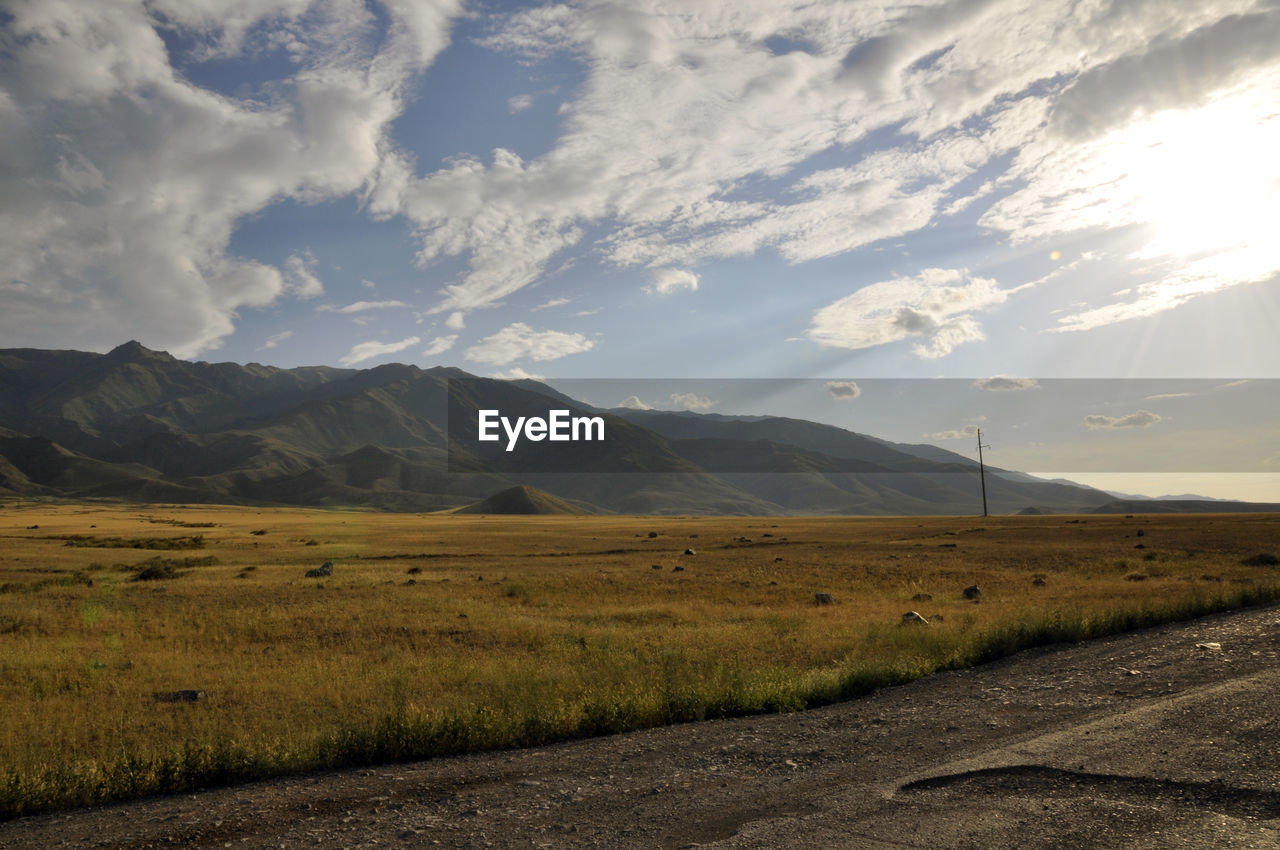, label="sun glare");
[1102,75,1280,275]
